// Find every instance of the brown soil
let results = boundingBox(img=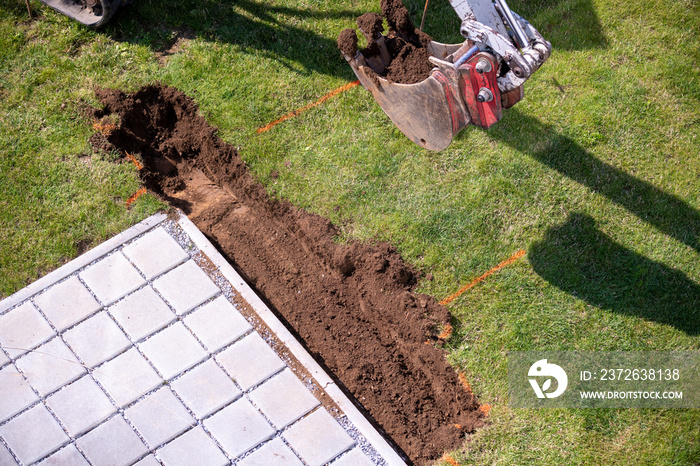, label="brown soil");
[338,0,434,84]
[93,84,484,464]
